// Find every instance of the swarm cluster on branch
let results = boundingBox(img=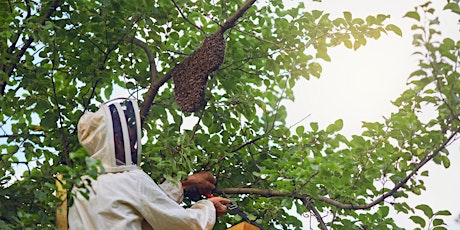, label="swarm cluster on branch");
[172,32,226,112]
